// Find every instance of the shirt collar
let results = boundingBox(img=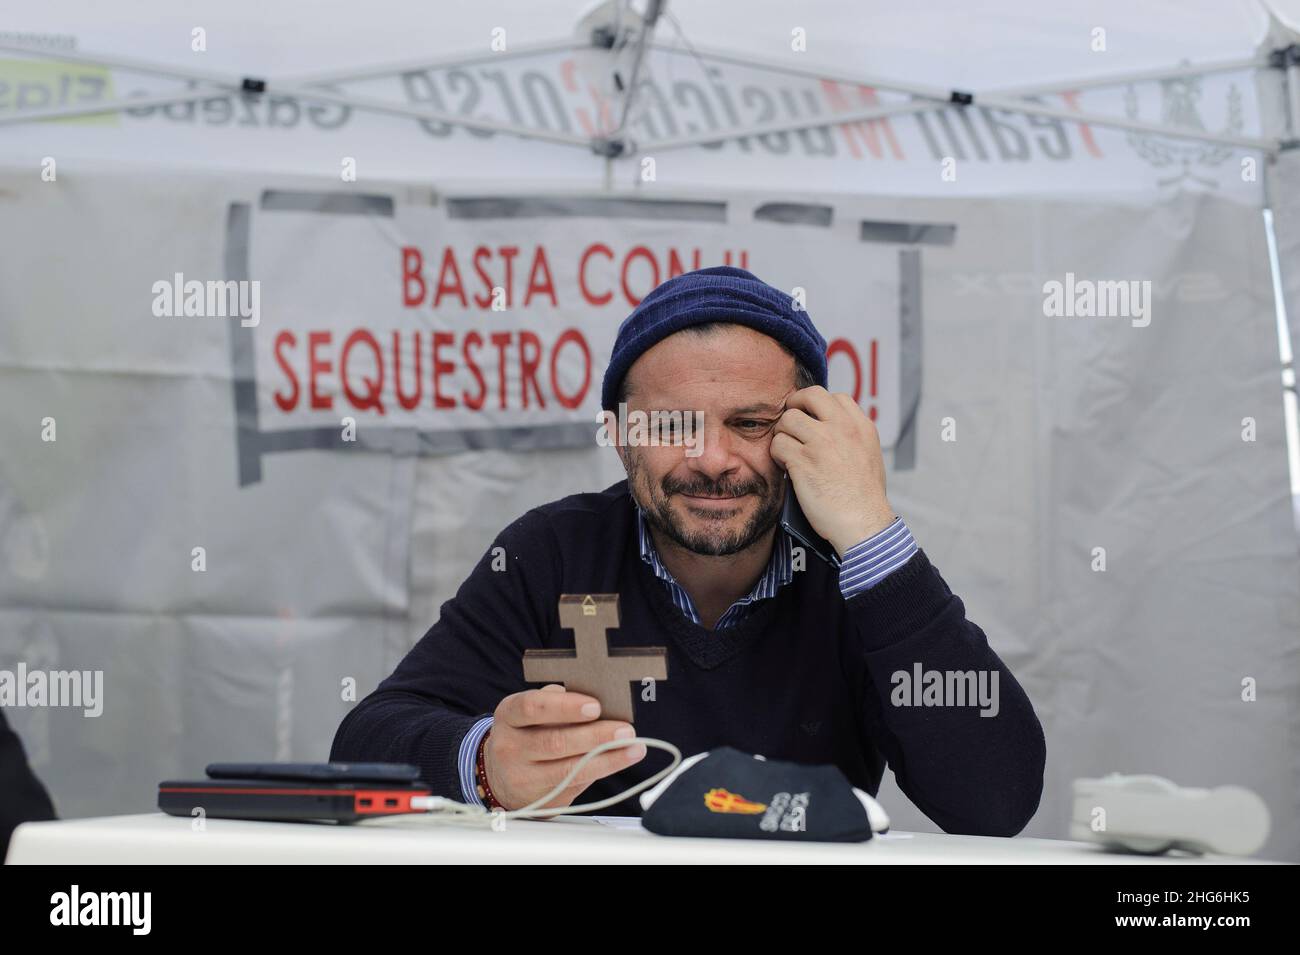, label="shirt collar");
[634,504,795,602]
